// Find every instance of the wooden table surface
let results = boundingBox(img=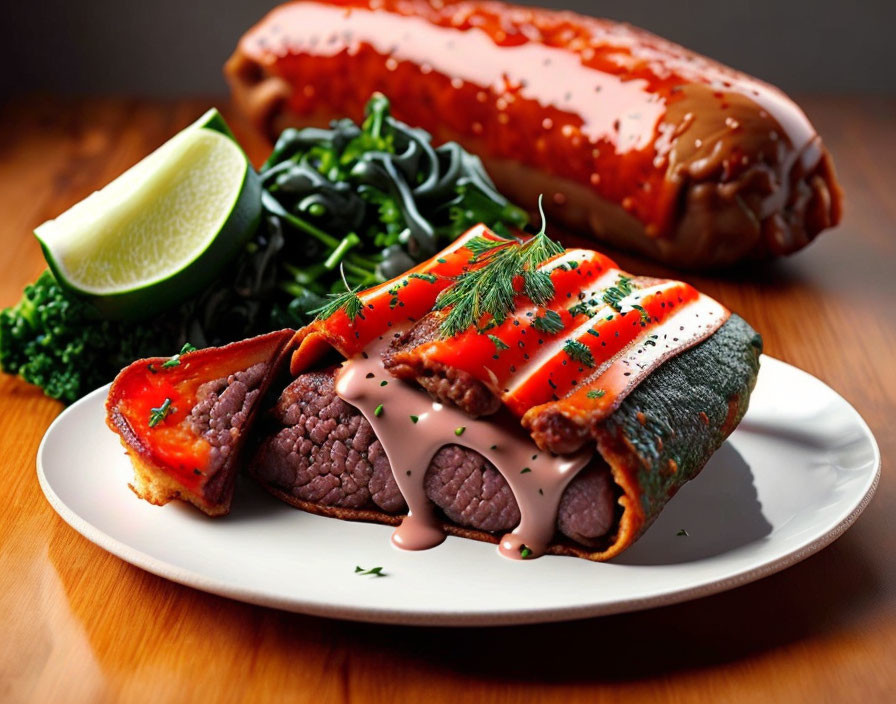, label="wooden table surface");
[0,96,893,703]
